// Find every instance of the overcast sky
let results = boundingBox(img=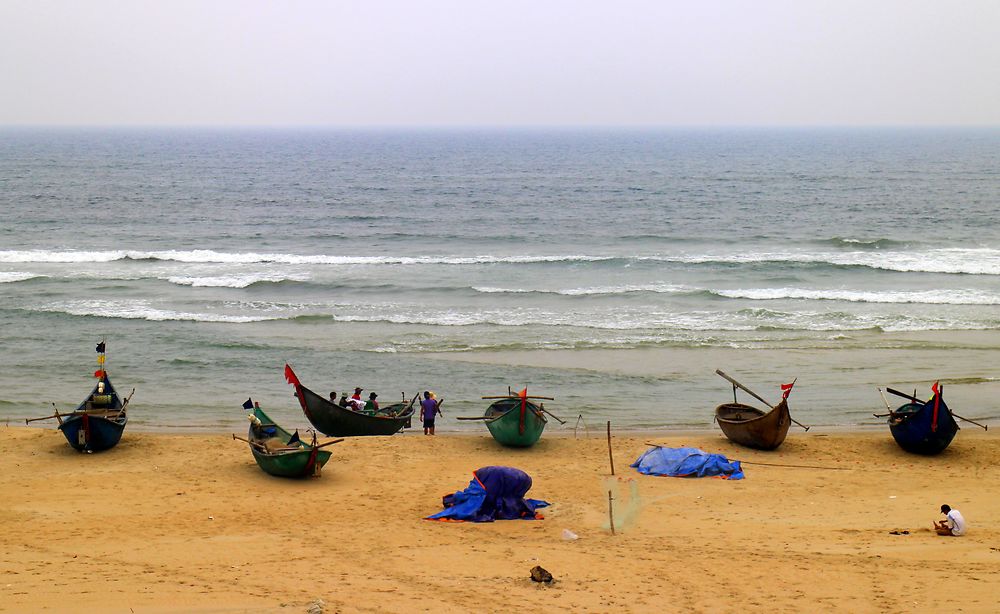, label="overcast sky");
[1,0,998,126]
